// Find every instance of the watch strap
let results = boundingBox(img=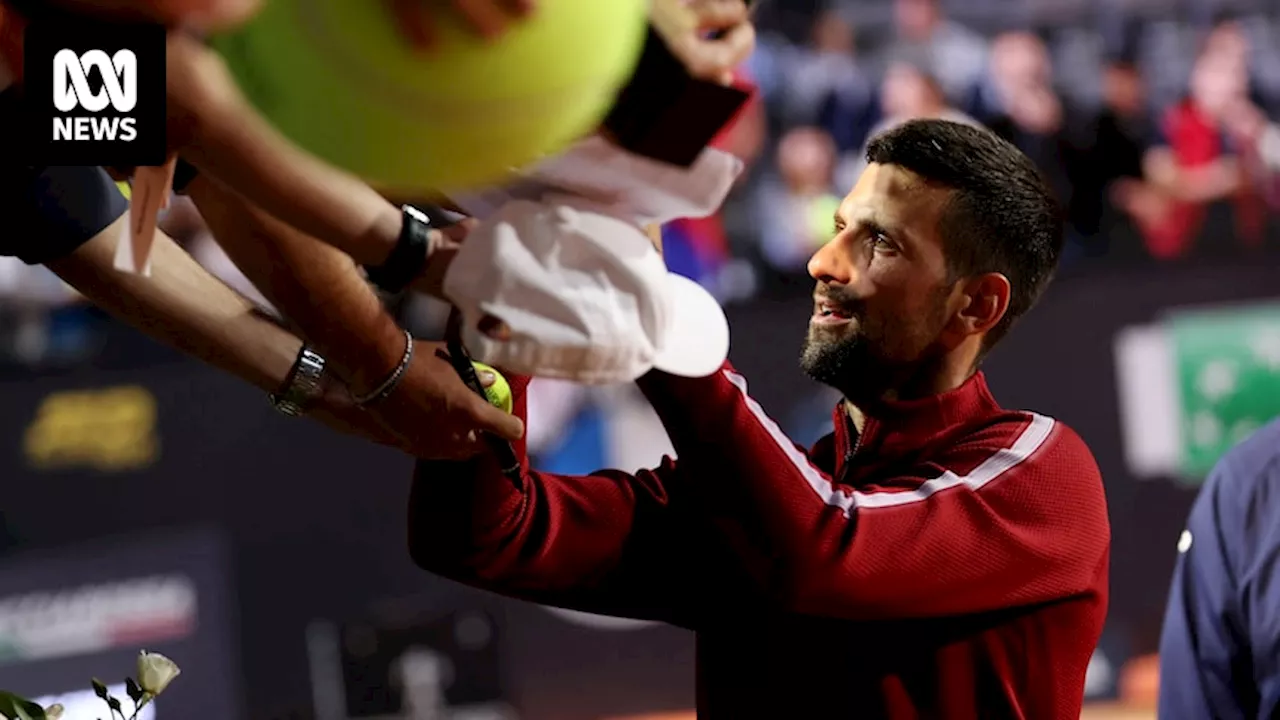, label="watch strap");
[269,347,326,417]
[365,205,434,295]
